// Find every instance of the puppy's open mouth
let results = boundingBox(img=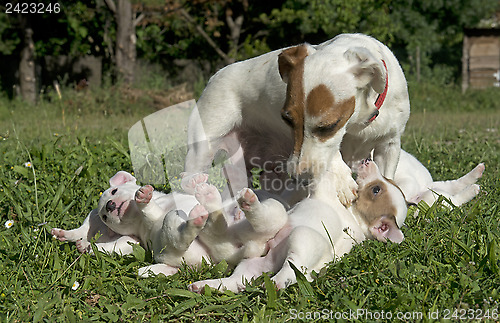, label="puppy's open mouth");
[115,201,126,217]
[375,222,389,233]
[105,200,128,219]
